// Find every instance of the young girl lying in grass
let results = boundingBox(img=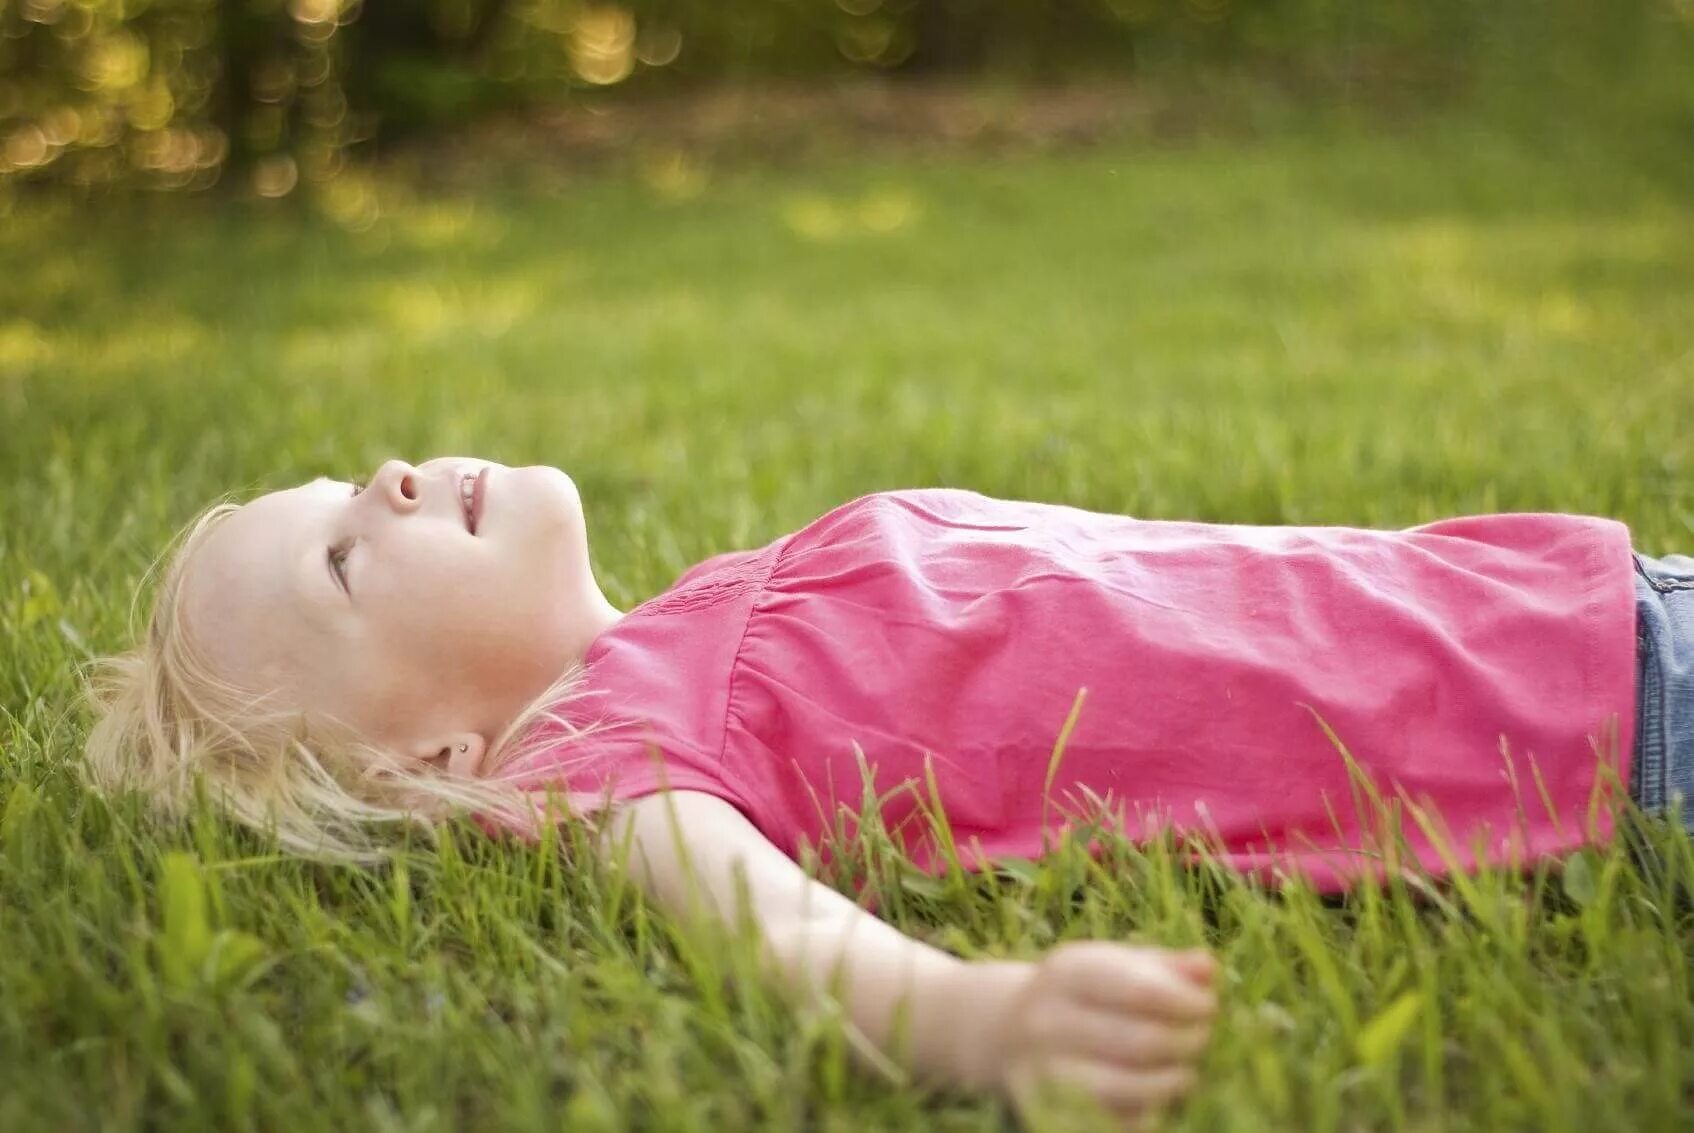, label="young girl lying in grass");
[83,456,1691,1127]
